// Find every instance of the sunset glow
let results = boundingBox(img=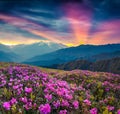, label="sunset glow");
[0,0,120,46]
